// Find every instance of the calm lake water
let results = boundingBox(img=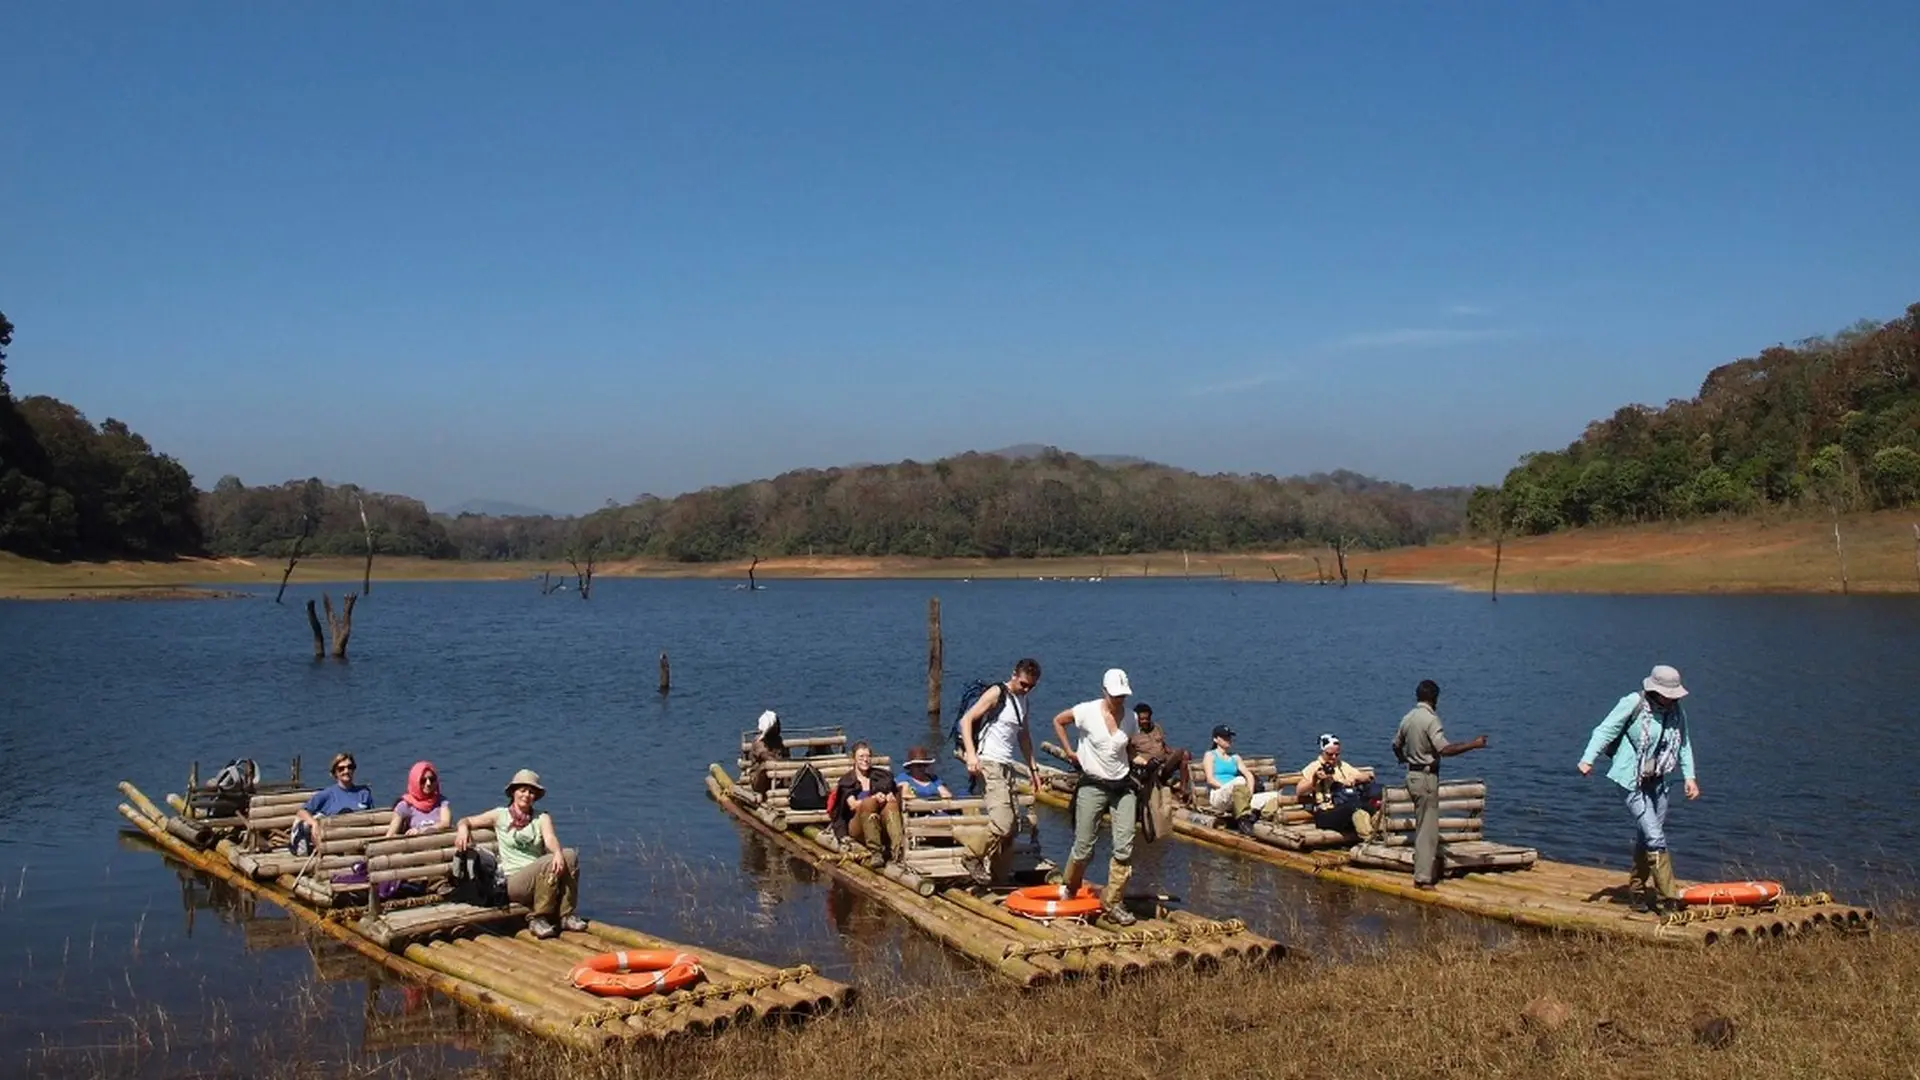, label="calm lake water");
[2,578,1916,1076]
